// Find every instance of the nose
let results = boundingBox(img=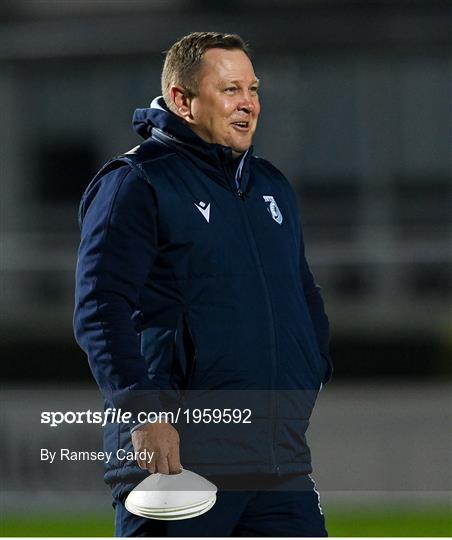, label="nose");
[237,90,257,114]
[238,102,253,114]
